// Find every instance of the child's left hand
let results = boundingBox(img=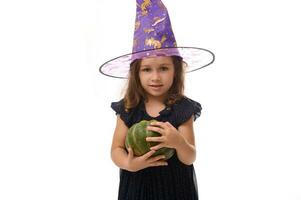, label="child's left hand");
[146,121,183,150]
